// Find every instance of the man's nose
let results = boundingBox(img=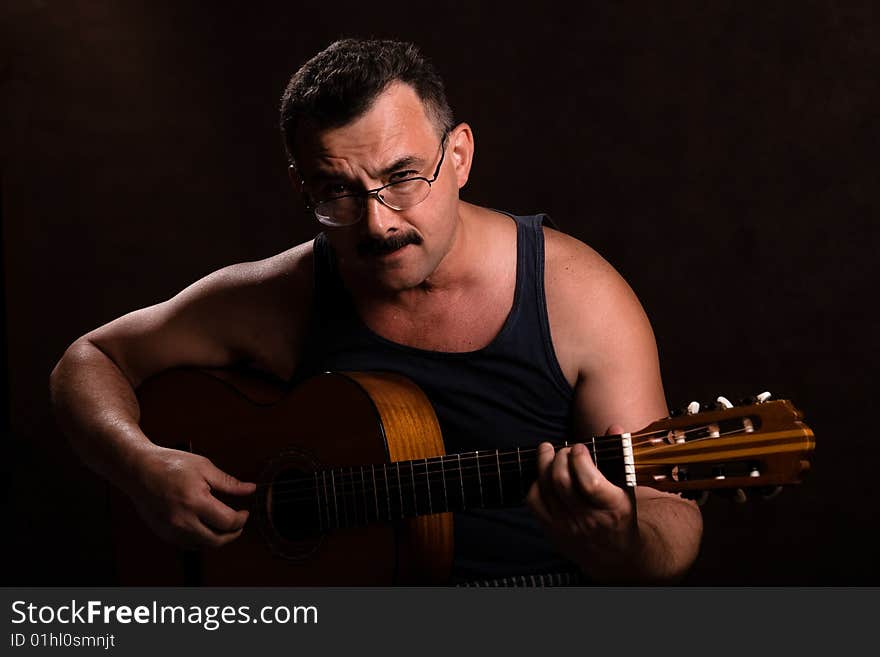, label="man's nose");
[361,192,398,235]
